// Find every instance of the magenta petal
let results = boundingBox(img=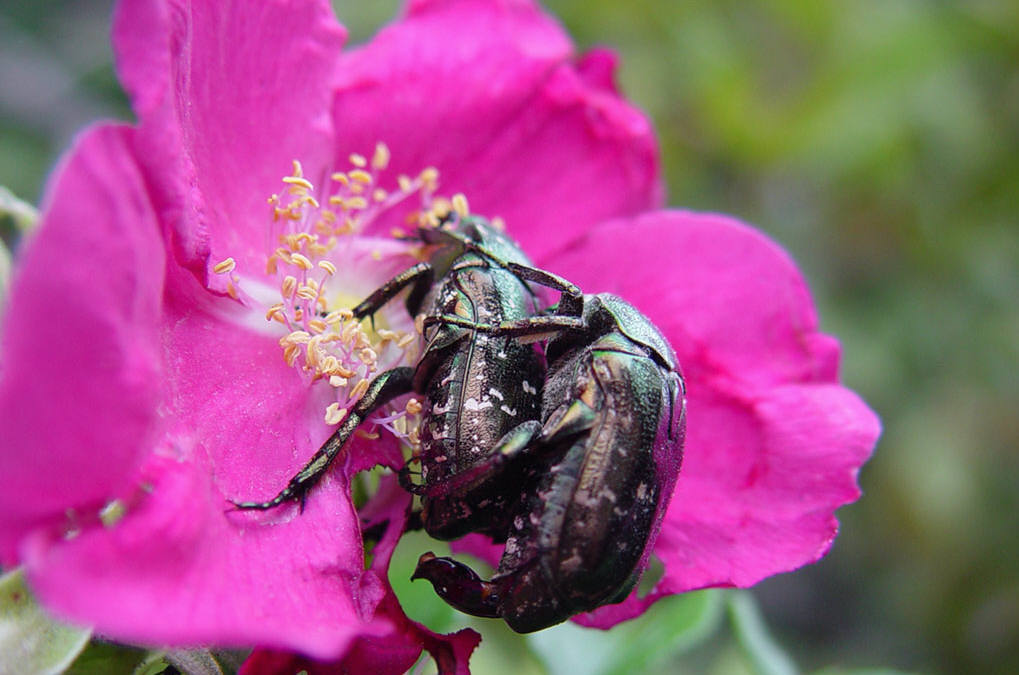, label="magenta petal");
[16,286,391,656]
[0,125,164,563]
[652,383,878,592]
[333,0,661,258]
[540,211,879,625]
[0,124,391,654]
[243,477,481,674]
[539,211,841,386]
[341,477,480,675]
[112,0,347,280]
[24,453,381,658]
